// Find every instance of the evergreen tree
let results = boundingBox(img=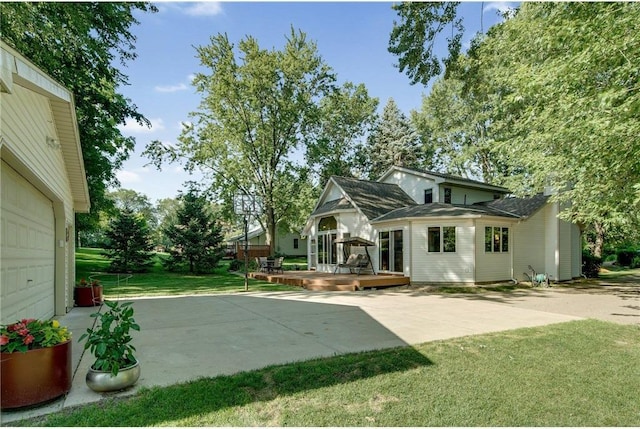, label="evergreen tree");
[364,98,423,180]
[164,189,223,274]
[103,208,154,273]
